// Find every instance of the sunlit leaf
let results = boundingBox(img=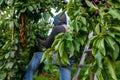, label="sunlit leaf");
[2,41,11,50]
[95,68,104,80]
[58,41,64,57]
[62,51,70,65]
[51,39,59,48]
[41,48,52,62]
[97,38,106,56]
[81,16,86,25]
[85,0,98,9]
[95,23,100,34]
[68,41,74,57]
[108,9,120,20]
[74,9,80,16]
[55,33,64,39]
[5,53,10,59]
[9,21,14,29]
[82,66,91,80]
[10,51,15,58]
[65,32,73,41]
[28,6,33,12]
[5,62,14,69]
[5,0,13,6]
[55,40,62,51]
